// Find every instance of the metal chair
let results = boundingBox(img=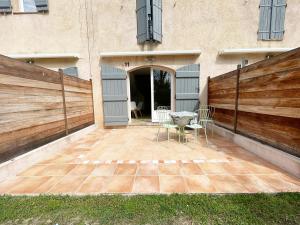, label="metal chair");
[156,106,178,142]
[131,101,138,118]
[199,105,215,136]
[136,101,144,117]
[186,108,209,143]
